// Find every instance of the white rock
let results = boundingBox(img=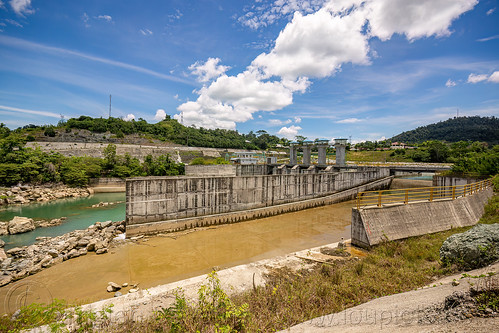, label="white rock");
[8,217,35,234]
